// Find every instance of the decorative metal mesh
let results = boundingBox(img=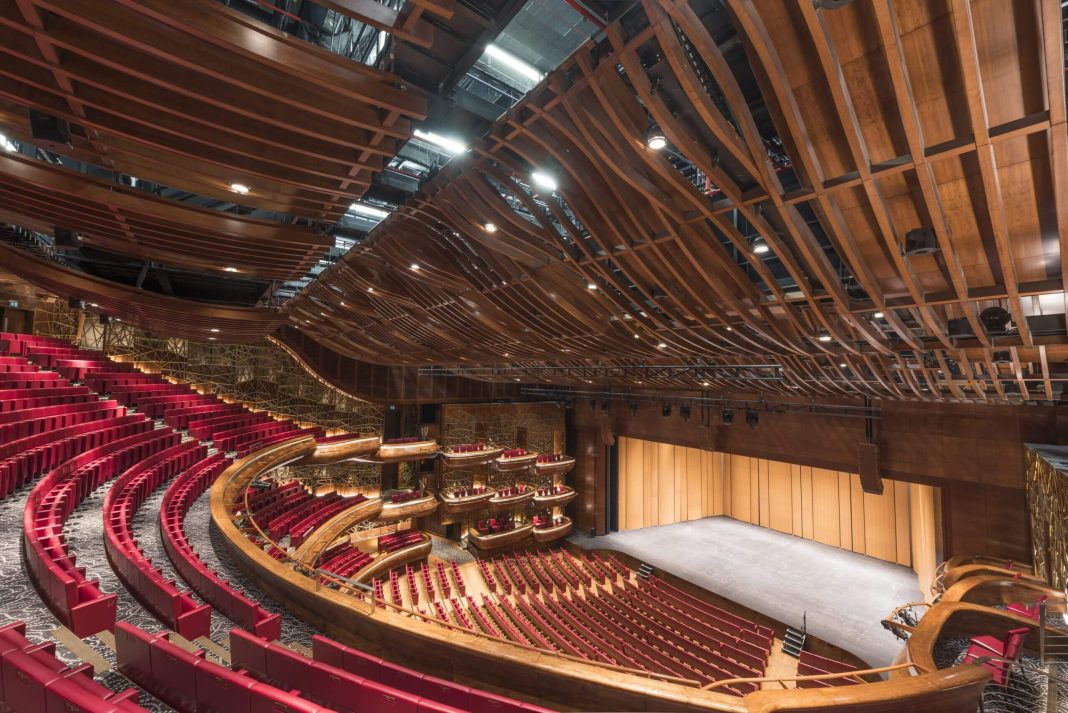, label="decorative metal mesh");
[441,402,564,455]
[1026,448,1064,593]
